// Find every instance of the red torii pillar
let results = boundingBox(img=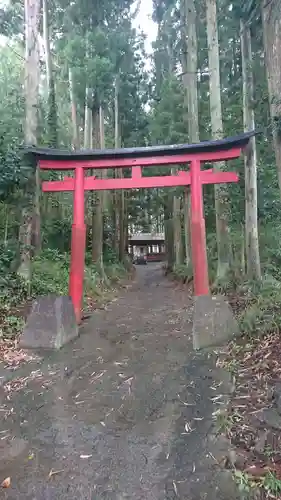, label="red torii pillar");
[69,166,86,322]
[39,147,243,323]
[190,160,209,295]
